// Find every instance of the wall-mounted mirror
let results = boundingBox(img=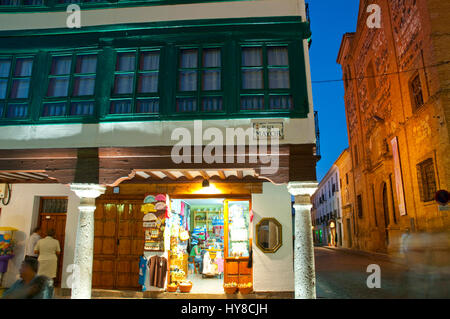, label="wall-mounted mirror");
[256,218,282,253]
